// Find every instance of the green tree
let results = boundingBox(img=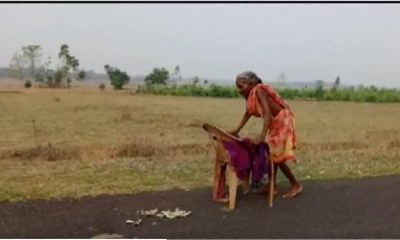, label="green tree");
[144,67,170,86]
[22,45,42,77]
[104,65,130,90]
[57,44,80,87]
